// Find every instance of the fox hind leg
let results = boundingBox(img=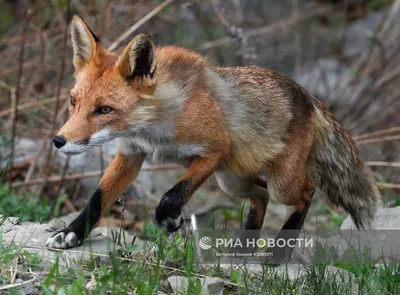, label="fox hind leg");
[264,119,316,264]
[267,183,314,265]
